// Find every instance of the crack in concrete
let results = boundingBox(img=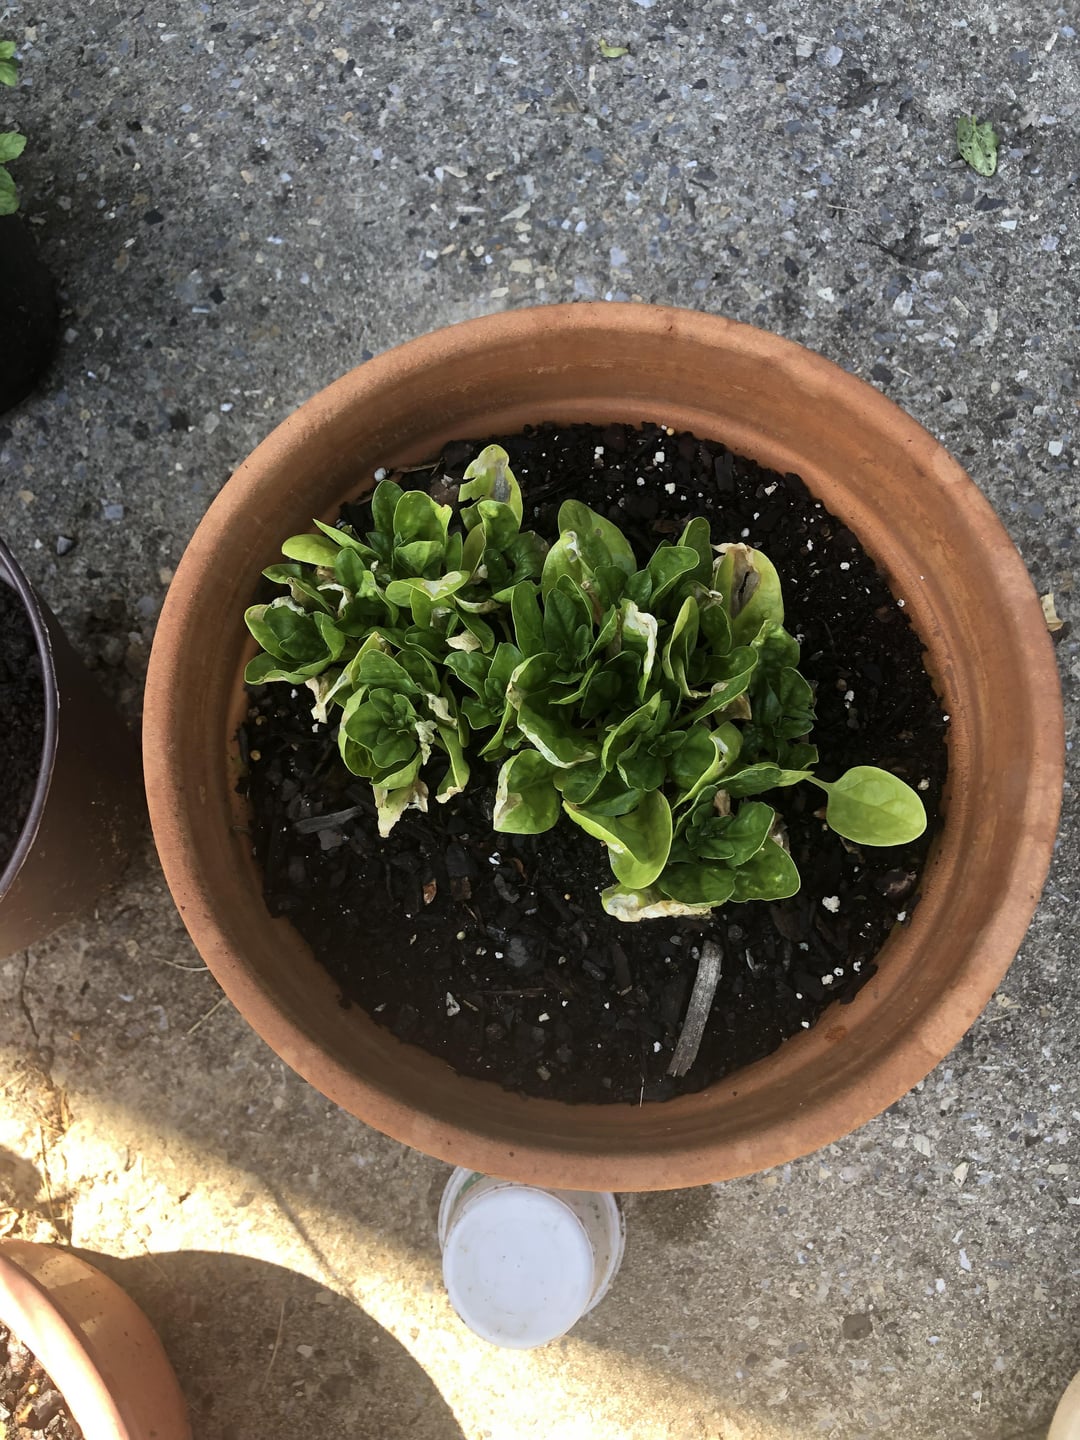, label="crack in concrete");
[17,954,40,1047]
